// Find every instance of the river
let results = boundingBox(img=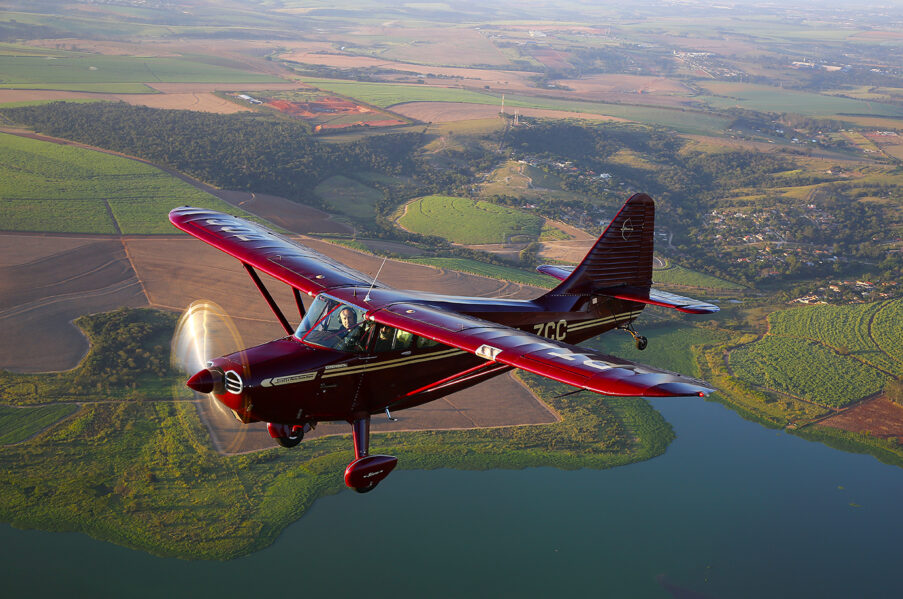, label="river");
[2,398,901,598]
